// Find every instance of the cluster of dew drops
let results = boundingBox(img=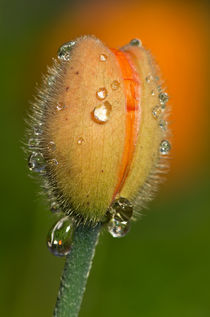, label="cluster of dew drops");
[27,38,171,257]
